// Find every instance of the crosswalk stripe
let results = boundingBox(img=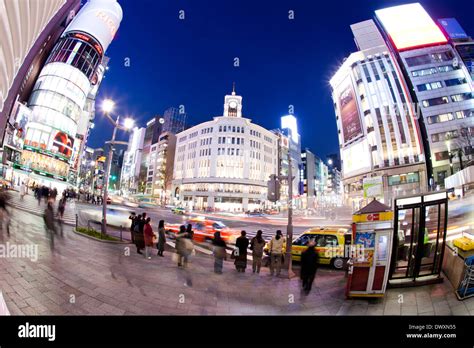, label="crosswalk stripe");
[6,192,76,226]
